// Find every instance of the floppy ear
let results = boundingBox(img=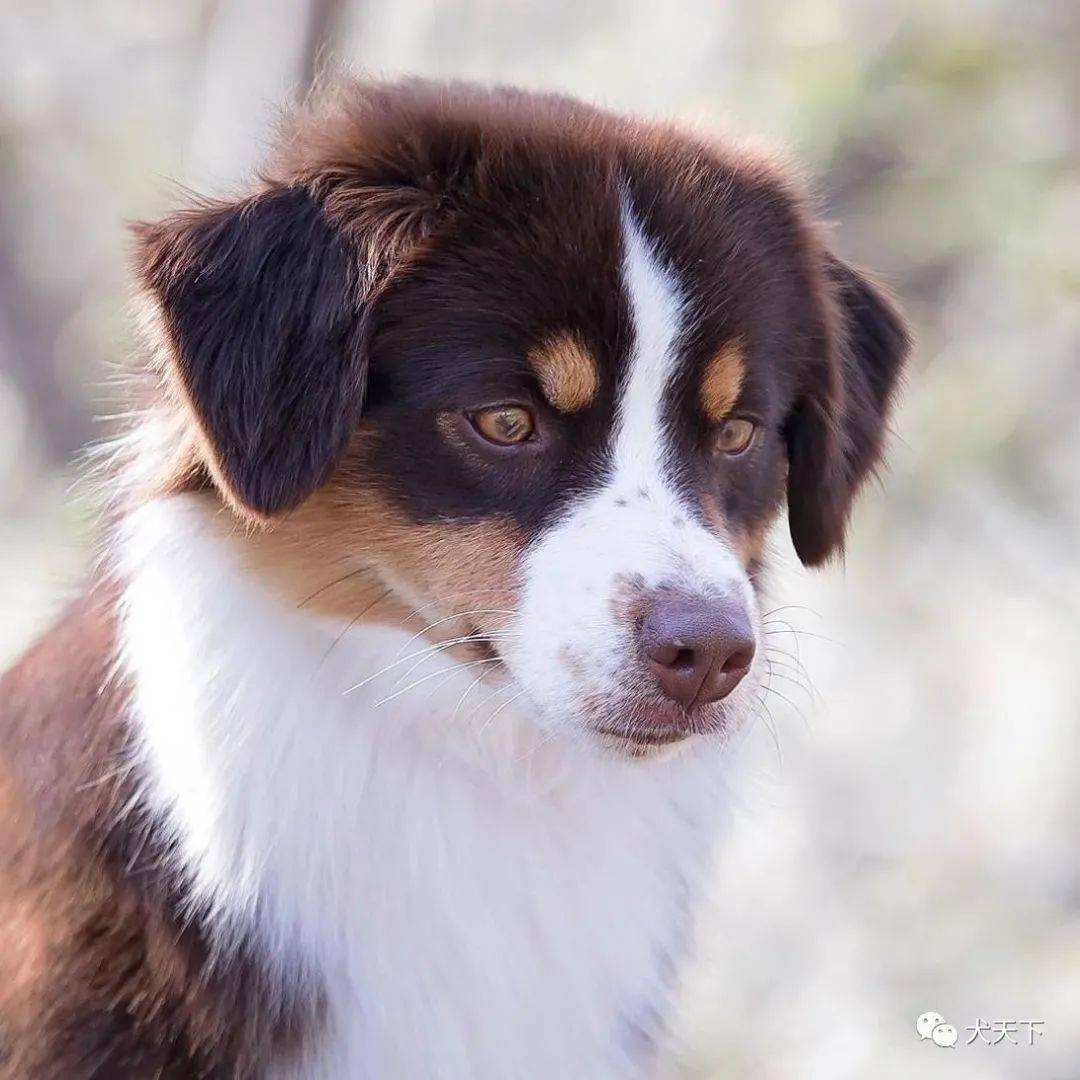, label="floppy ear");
[785,255,912,566]
[135,186,366,520]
